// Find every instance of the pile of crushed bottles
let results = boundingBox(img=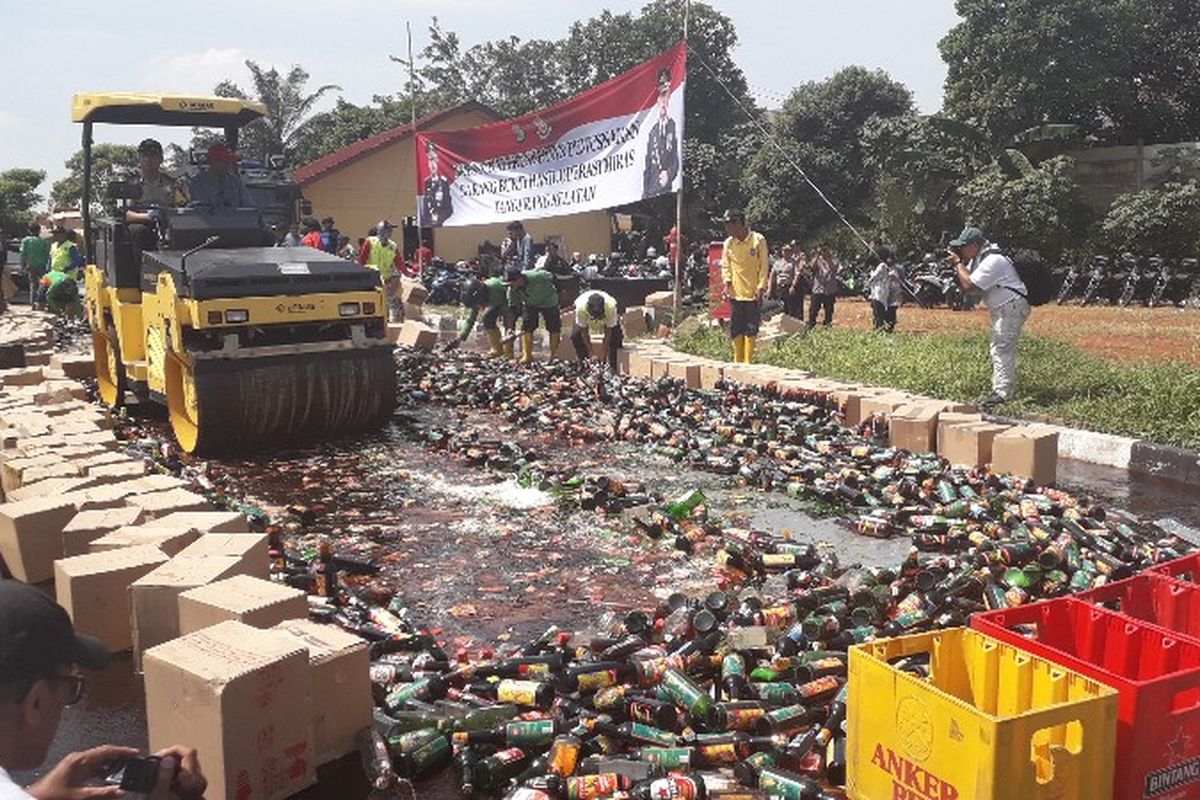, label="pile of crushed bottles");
[302,504,1190,799]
